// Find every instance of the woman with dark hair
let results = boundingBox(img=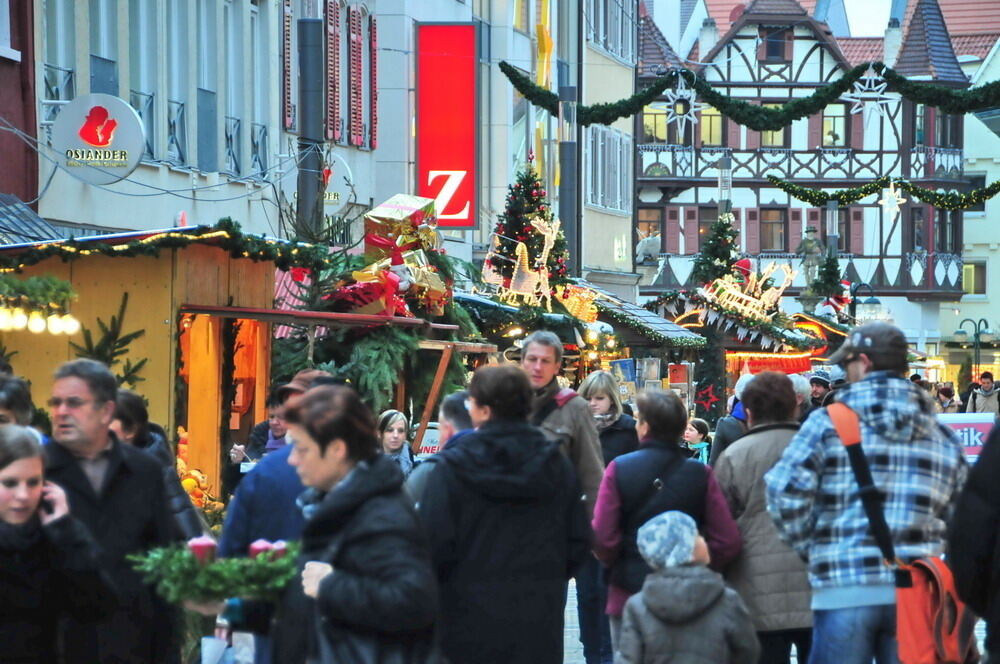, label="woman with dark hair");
[110,389,203,539]
[714,372,812,664]
[592,389,741,648]
[684,418,712,463]
[273,384,438,663]
[378,409,418,478]
[419,364,590,664]
[0,425,117,663]
[0,375,35,427]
